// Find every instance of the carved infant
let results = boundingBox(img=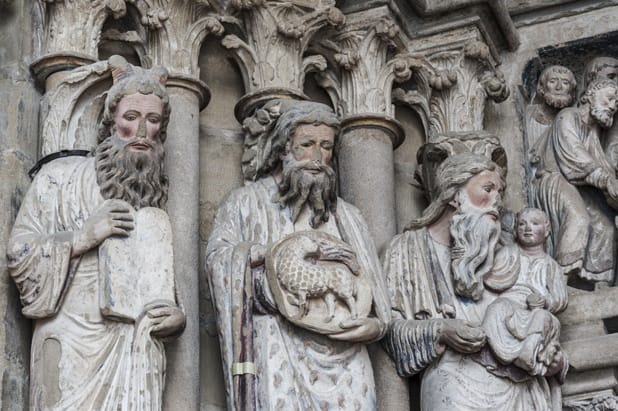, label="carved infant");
[482,208,568,380]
